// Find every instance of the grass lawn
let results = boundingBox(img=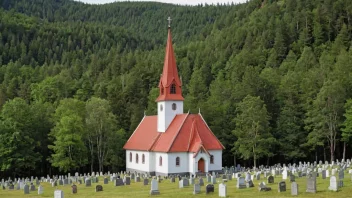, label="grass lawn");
[1,173,352,198]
